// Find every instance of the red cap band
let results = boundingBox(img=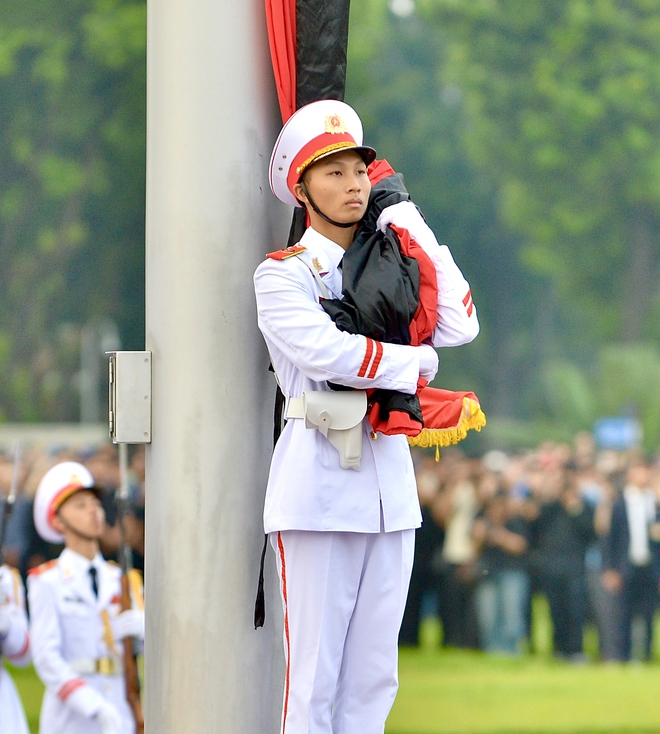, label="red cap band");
[286,131,359,195]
